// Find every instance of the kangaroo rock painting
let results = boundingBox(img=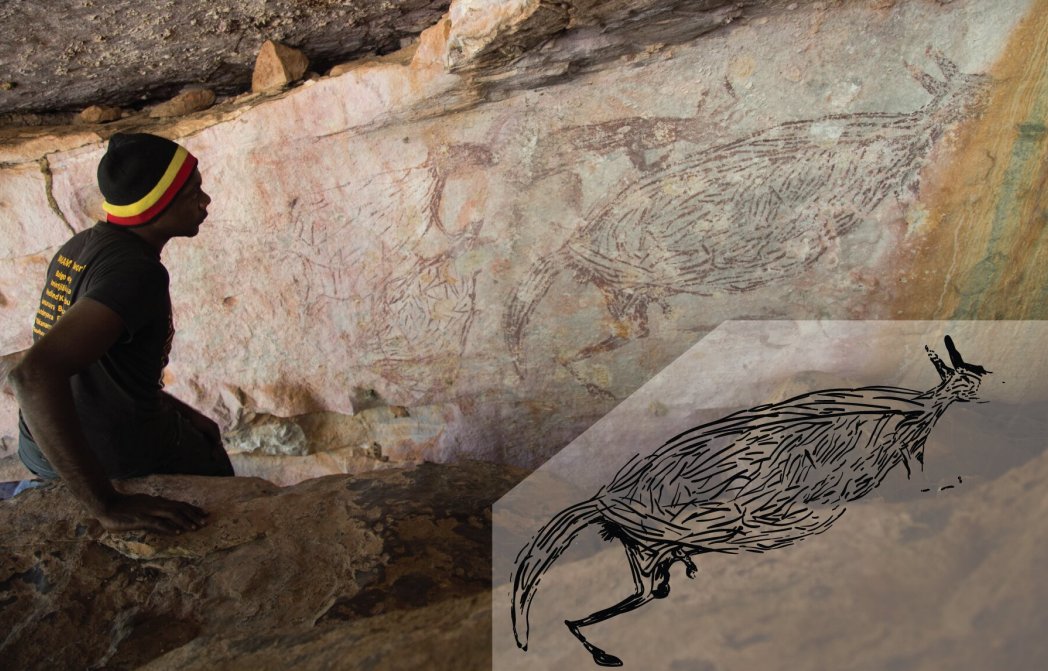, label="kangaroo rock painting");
[511,336,990,667]
[503,54,989,395]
